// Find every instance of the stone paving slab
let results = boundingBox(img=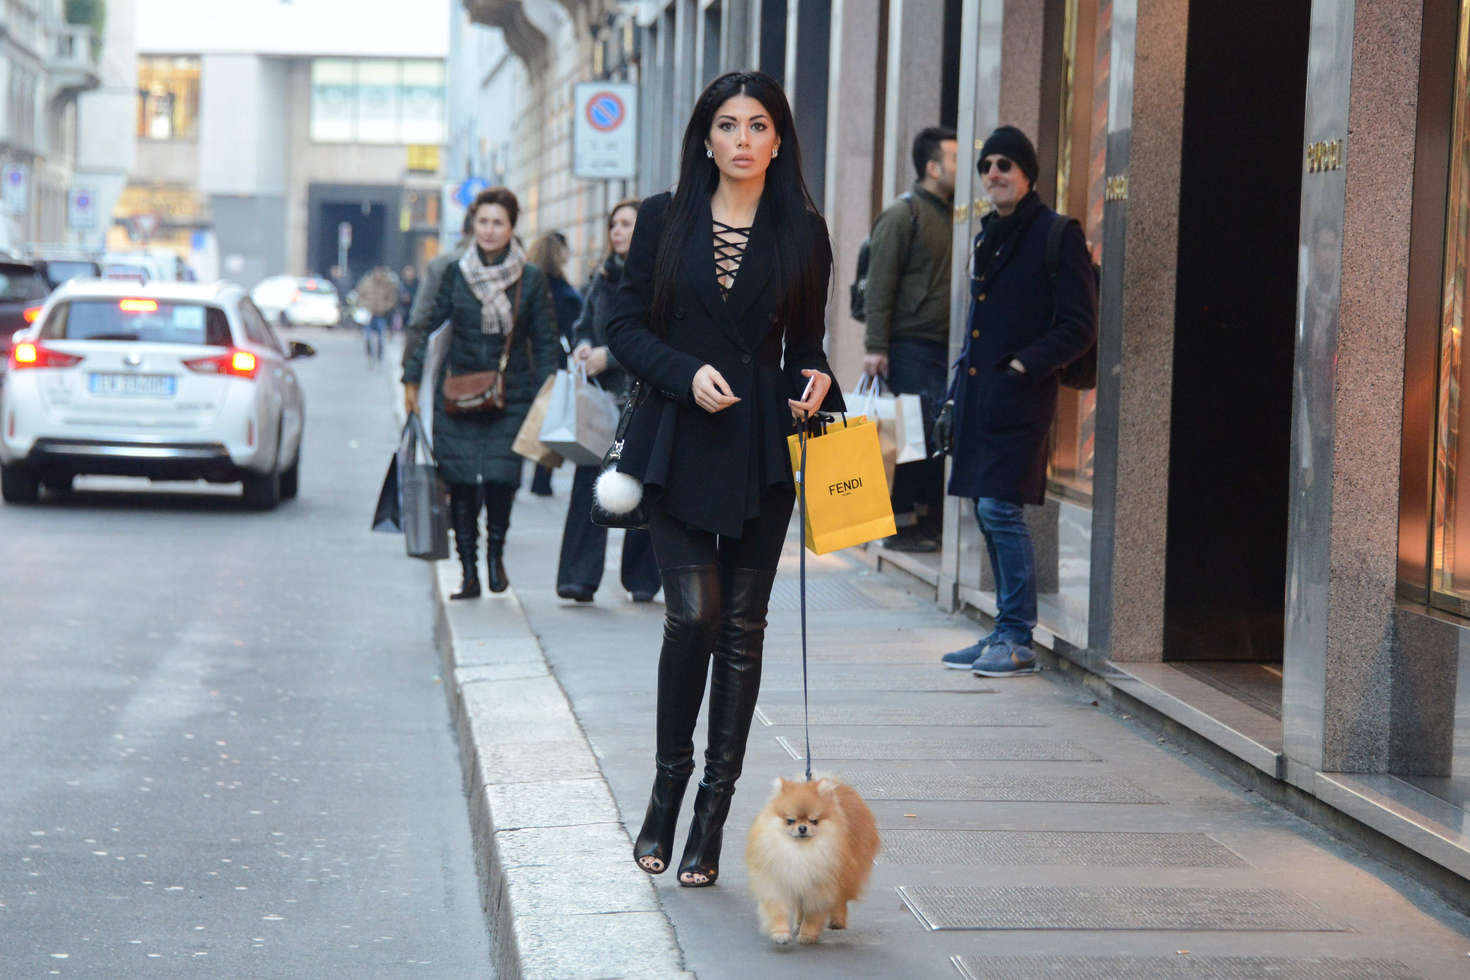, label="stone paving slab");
[898,885,1344,932]
[951,956,1421,979]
